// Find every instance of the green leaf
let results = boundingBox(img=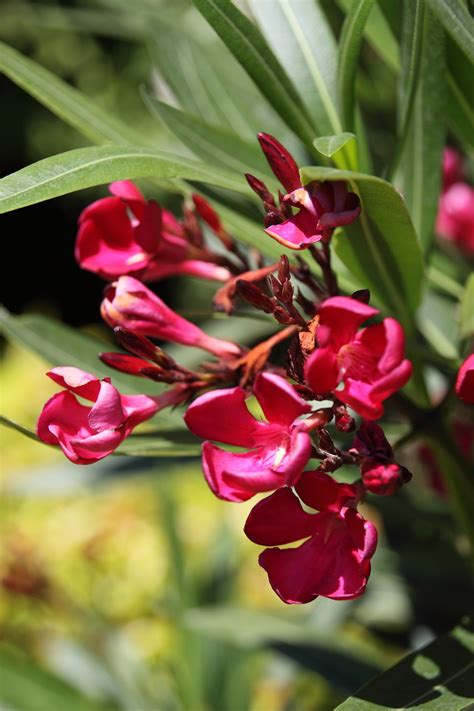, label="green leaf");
[446,38,474,149]
[0,145,251,214]
[192,0,315,147]
[0,308,157,395]
[141,94,272,177]
[148,26,266,138]
[314,132,357,169]
[300,166,424,328]
[426,0,474,64]
[335,614,474,710]
[418,290,460,360]
[248,0,341,135]
[314,132,356,158]
[398,5,446,253]
[337,0,376,133]
[0,40,145,146]
[336,0,399,72]
[116,431,201,457]
[460,273,474,340]
[398,0,425,141]
[0,647,119,711]
[185,606,383,694]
